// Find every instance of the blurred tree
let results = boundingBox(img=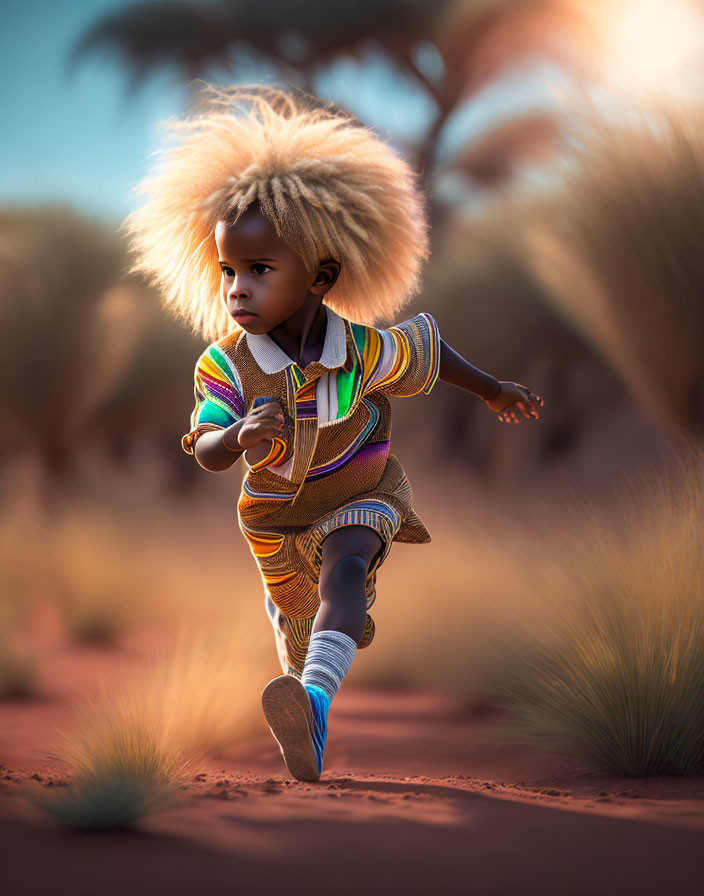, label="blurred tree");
[84,284,205,491]
[68,0,594,199]
[0,206,203,509]
[0,206,124,491]
[67,0,679,487]
[401,213,635,485]
[441,112,561,187]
